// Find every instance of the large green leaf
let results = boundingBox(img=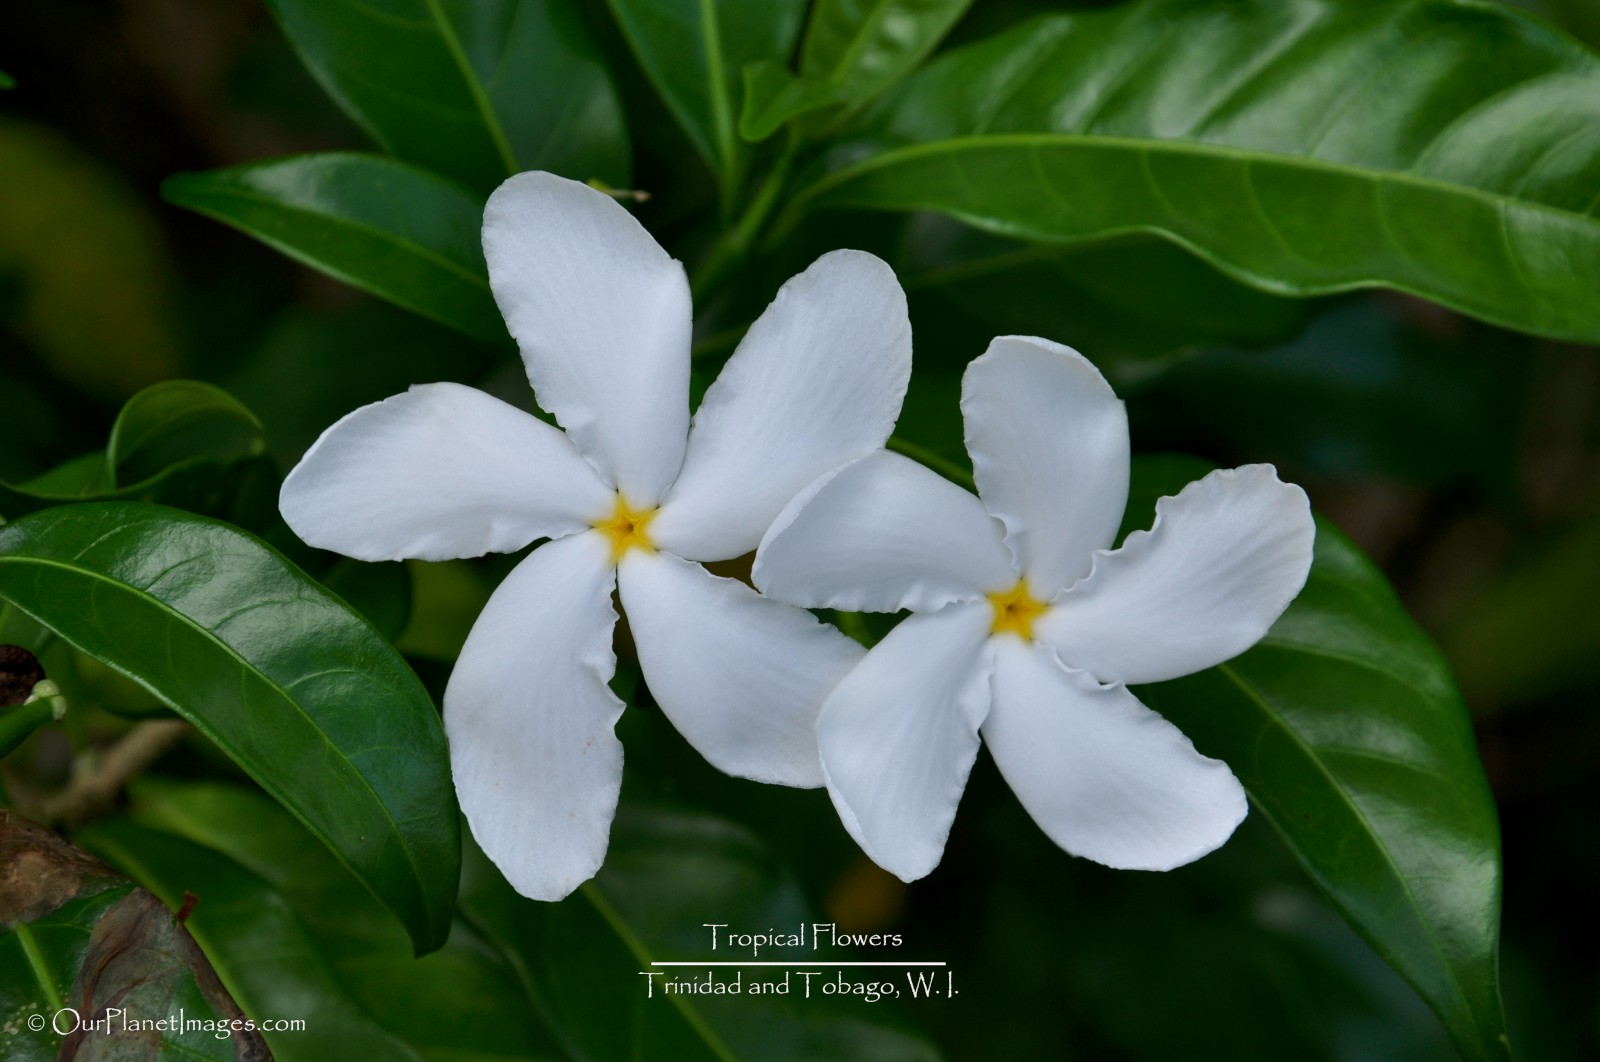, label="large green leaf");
[795,0,1600,342]
[605,0,806,196]
[267,0,628,192]
[1123,458,1508,1061]
[460,804,943,1062]
[741,0,972,139]
[164,153,507,343]
[0,503,459,955]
